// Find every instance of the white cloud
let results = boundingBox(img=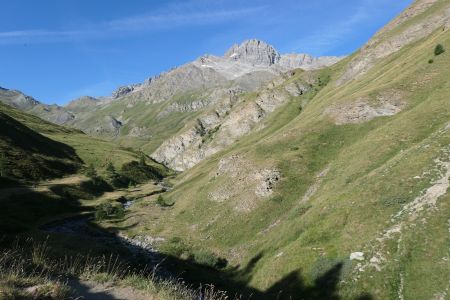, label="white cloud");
[108,7,265,31]
[0,3,265,45]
